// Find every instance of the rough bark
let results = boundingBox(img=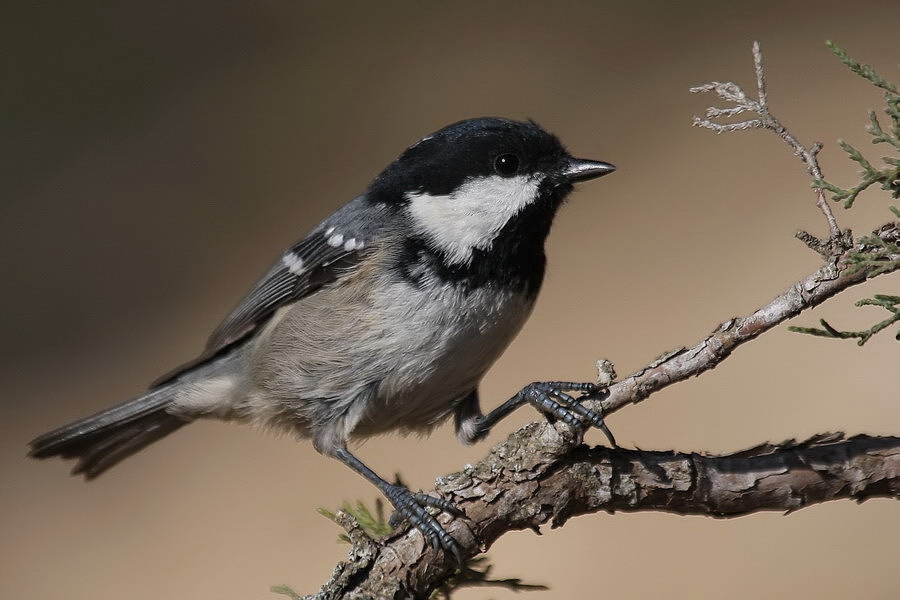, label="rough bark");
[310,431,900,600]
